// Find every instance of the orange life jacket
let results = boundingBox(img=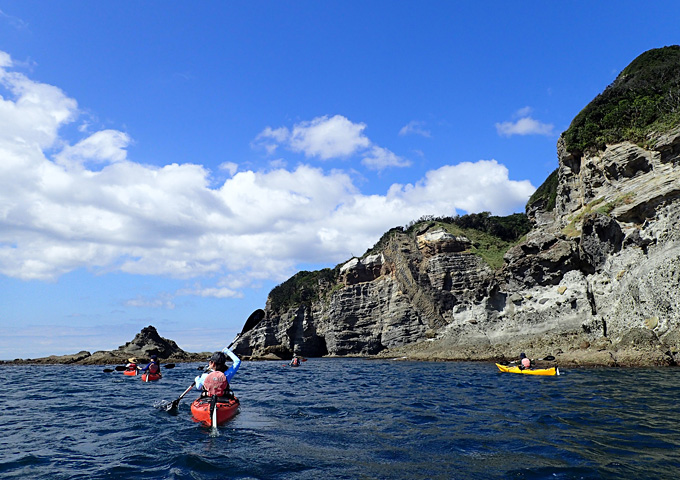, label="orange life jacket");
[203,371,228,396]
